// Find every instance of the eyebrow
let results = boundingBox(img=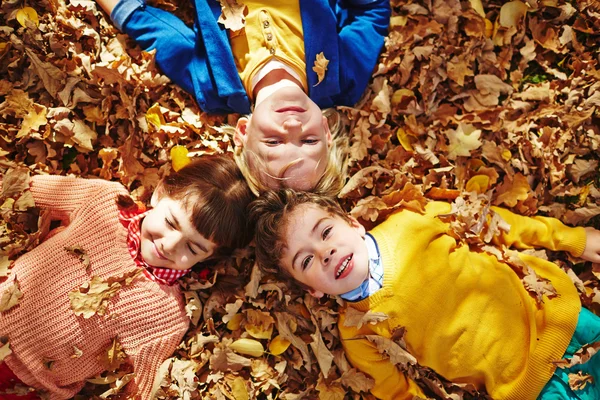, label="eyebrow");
[169,209,209,253]
[290,217,328,269]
